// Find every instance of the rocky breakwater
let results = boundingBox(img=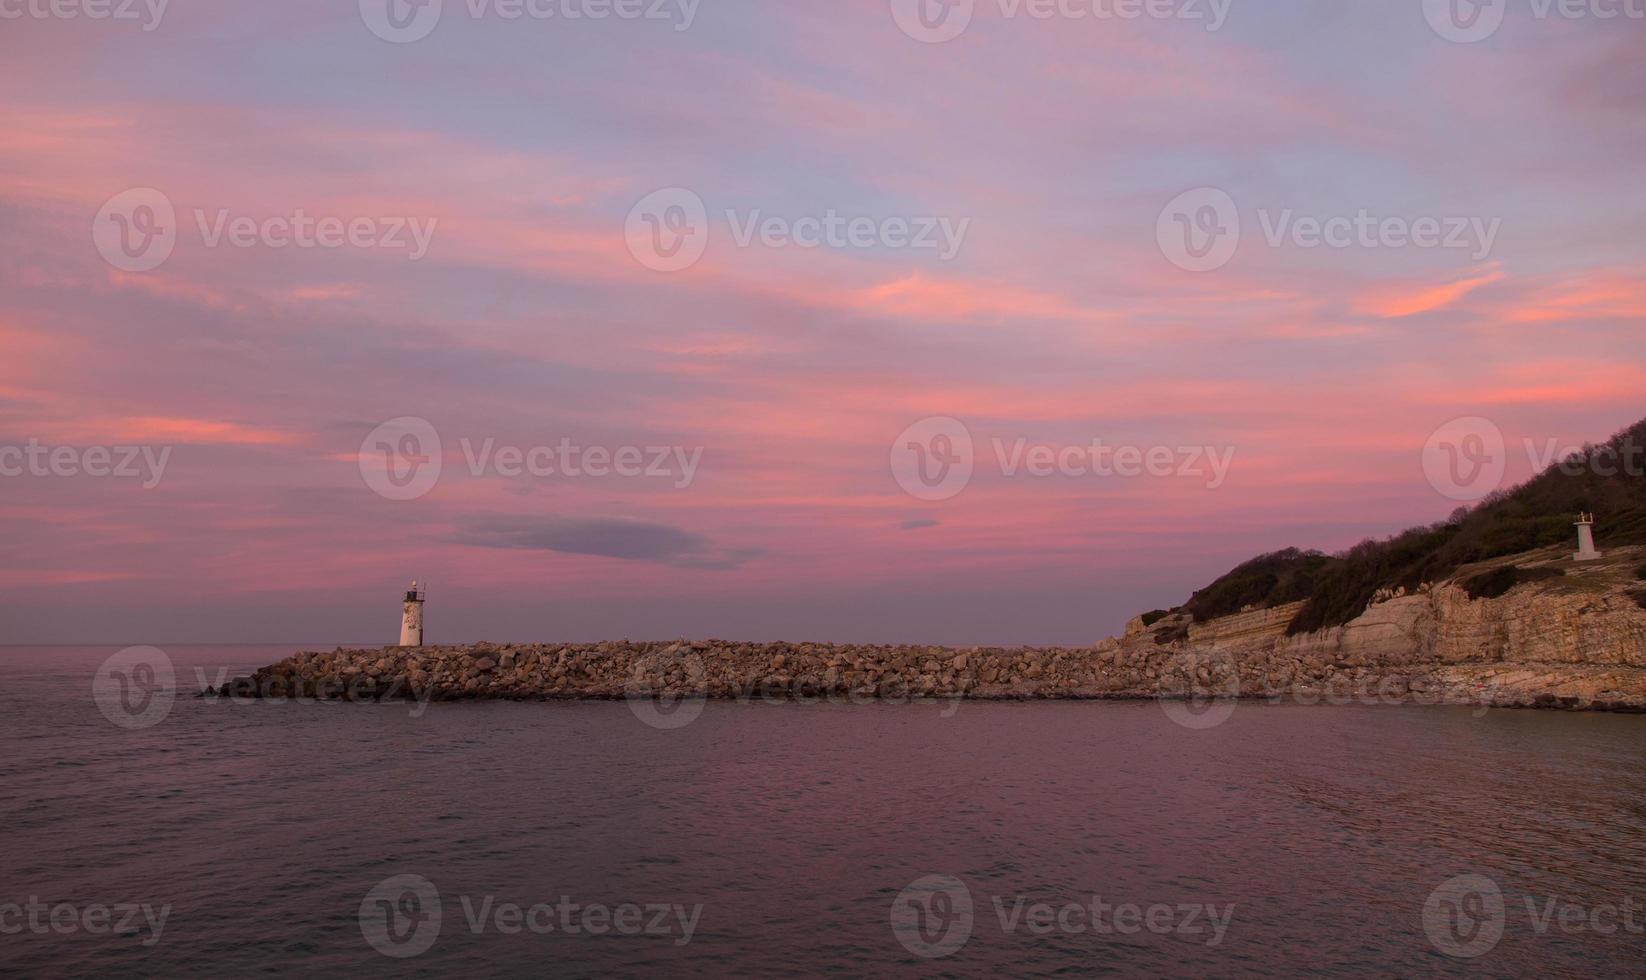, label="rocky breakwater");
[213,546,1646,711]
[208,640,1147,705]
